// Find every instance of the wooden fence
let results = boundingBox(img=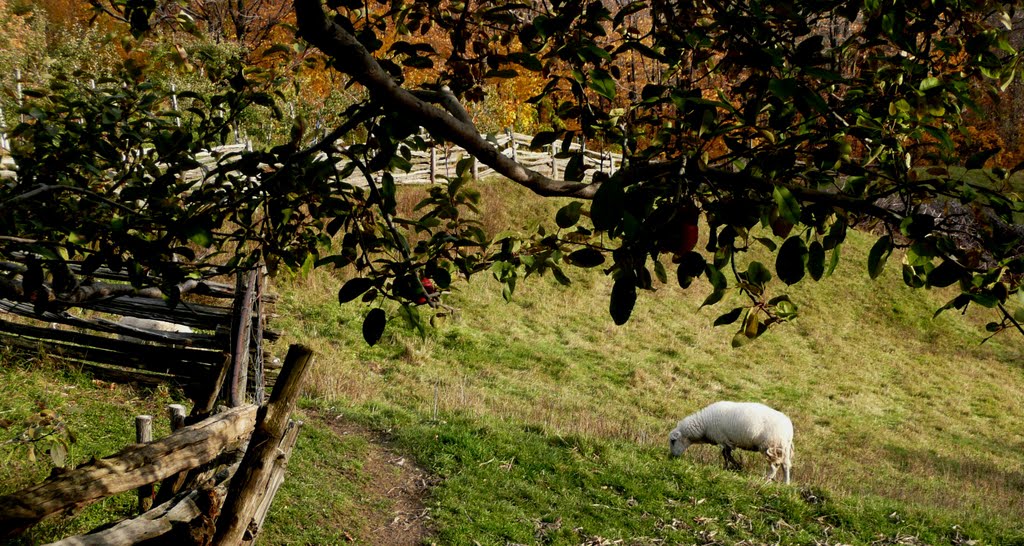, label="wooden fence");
[0,252,302,544]
[0,130,622,187]
[0,344,313,545]
[0,260,279,404]
[0,67,622,184]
